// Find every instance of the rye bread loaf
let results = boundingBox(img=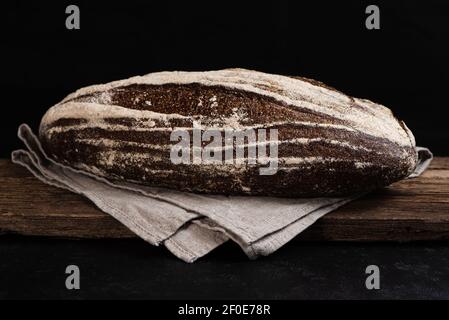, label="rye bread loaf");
[39,68,418,197]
